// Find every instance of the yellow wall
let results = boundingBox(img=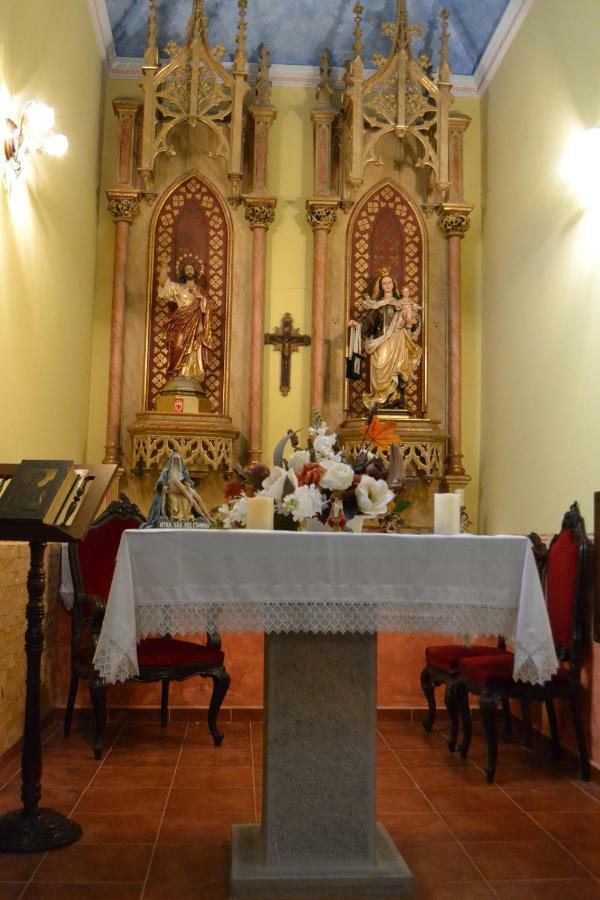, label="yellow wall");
[0,0,103,462]
[480,0,600,534]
